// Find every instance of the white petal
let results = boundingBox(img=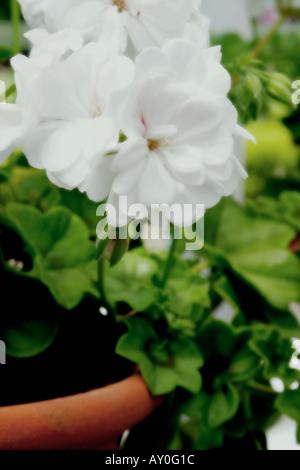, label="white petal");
[111,159,146,195]
[0,104,23,161]
[146,125,177,140]
[138,153,179,206]
[110,136,148,172]
[235,125,257,144]
[80,157,115,203]
[170,94,222,147]
[23,121,81,171]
